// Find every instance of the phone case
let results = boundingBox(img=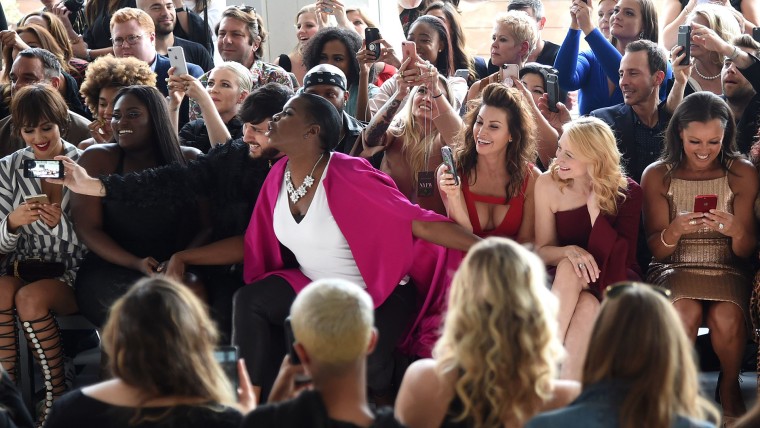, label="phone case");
[441,146,459,186]
[284,317,301,364]
[401,41,417,64]
[546,73,559,113]
[365,28,381,57]
[168,46,189,76]
[694,194,717,213]
[677,26,691,66]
